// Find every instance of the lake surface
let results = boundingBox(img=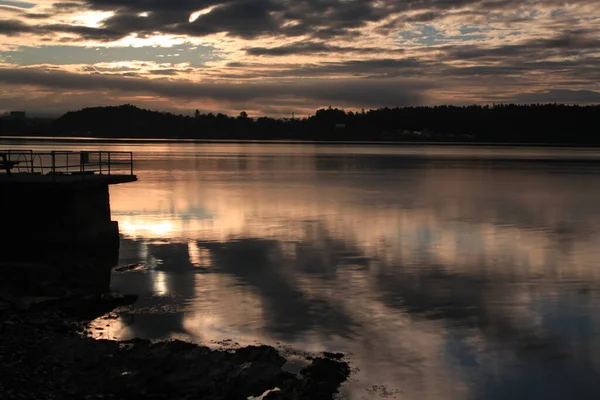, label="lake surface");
[5,140,600,399]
